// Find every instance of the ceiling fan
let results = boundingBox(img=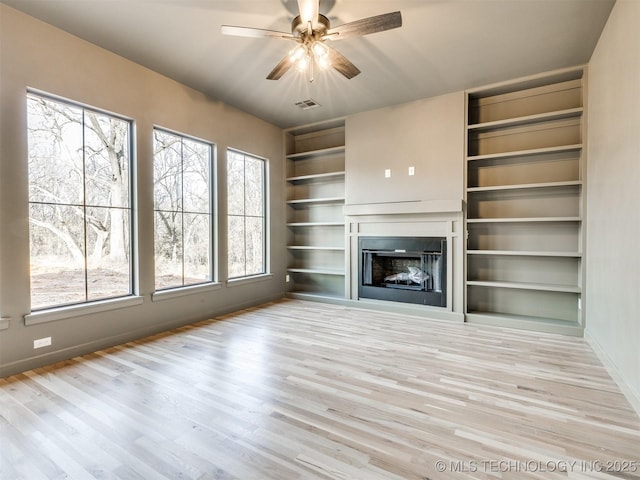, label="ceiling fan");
[221,0,402,82]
